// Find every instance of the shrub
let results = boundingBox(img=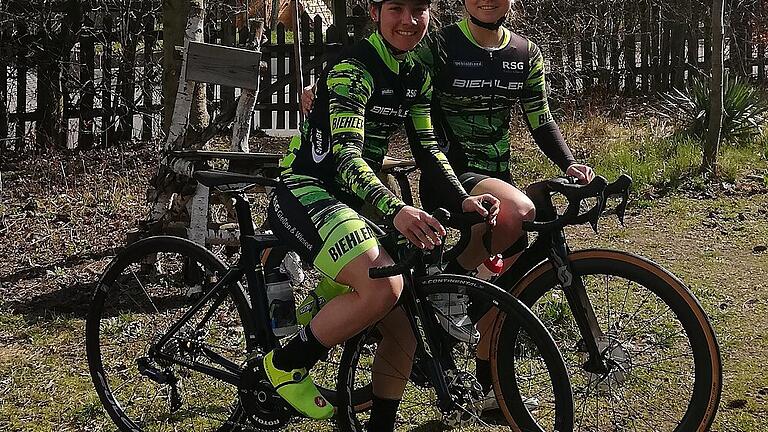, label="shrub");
[657,74,768,145]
